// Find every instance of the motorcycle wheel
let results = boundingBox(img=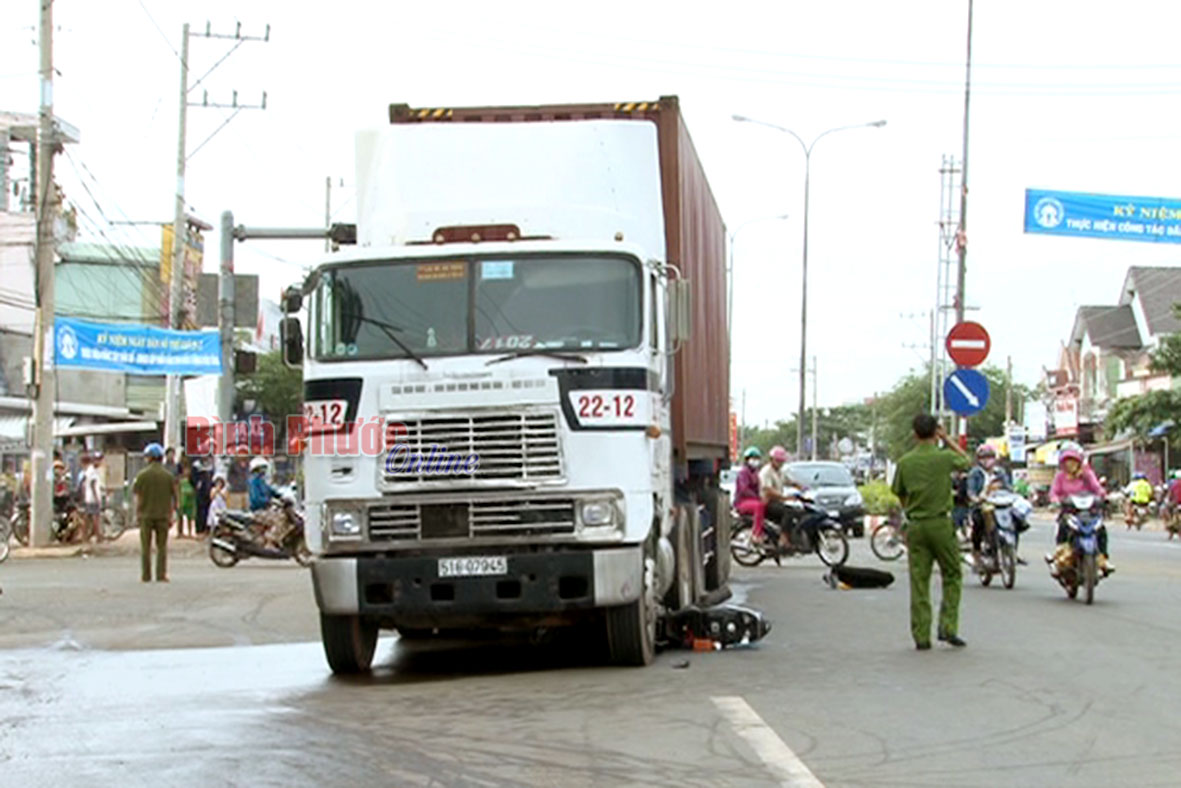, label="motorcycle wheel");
[816,525,849,567]
[1082,554,1097,605]
[209,540,239,568]
[12,511,28,546]
[0,518,10,563]
[99,508,127,541]
[1000,544,1017,589]
[870,522,905,561]
[730,521,767,568]
[293,536,313,568]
